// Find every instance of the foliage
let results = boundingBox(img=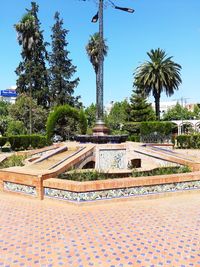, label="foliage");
[132,166,191,177]
[49,12,81,108]
[122,122,141,135]
[79,110,87,135]
[15,2,49,107]
[8,94,48,134]
[0,154,27,169]
[8,135,47,151]
[162,103,192,120]
[86,33,108,119]
[46,105,87,140]
[0,101,10,116]
[0,101,12,135]
[30,135,48,148]
[58,166,190,182]
[6,120,27,136]
[127,135,140,142]
[140,121,176,136]
[134,48,182,120]
[176,134,200,149]
[129,87,155,122]
[84,103,96,129]
[106,100,129,132]
[86,32,108,75]
[0,137,7,147]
